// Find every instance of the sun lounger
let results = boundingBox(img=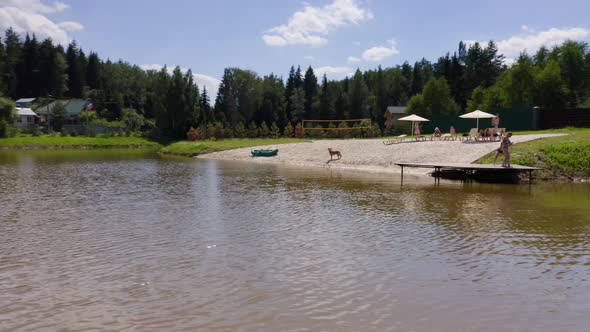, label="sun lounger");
[383,134,407,145]
[431,134,443,141]
[463,128,479,141]
[441,133,455,141]
[492,128,506,141]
